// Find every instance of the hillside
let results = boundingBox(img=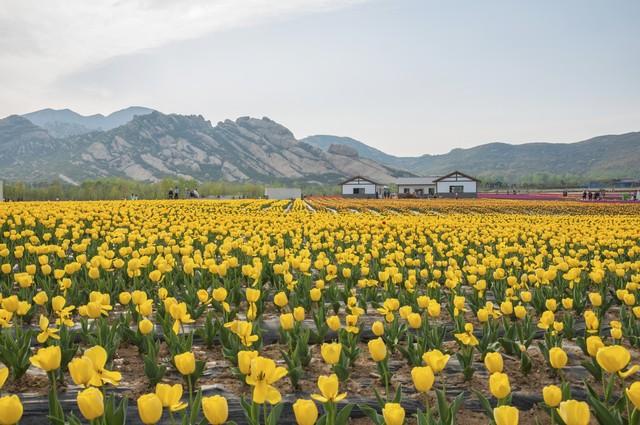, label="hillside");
[304,132,640,183]
[0,111,411,184]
